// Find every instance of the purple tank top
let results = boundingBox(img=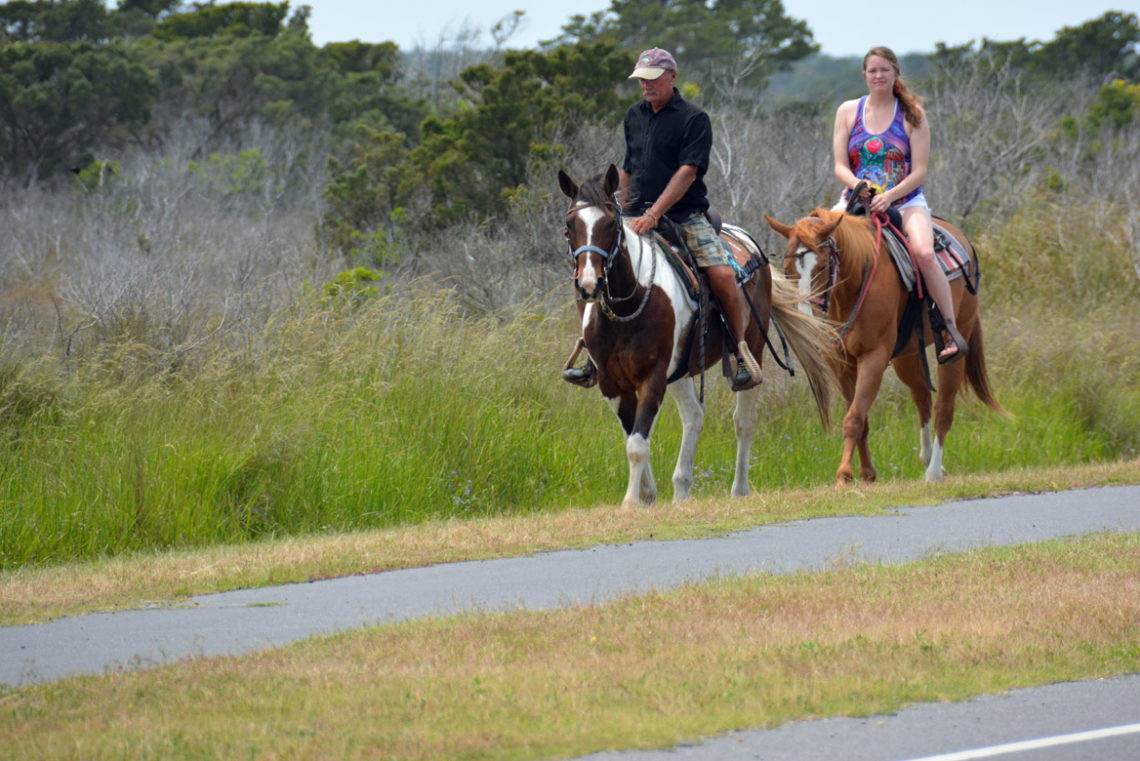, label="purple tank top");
[847,96,920,205]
